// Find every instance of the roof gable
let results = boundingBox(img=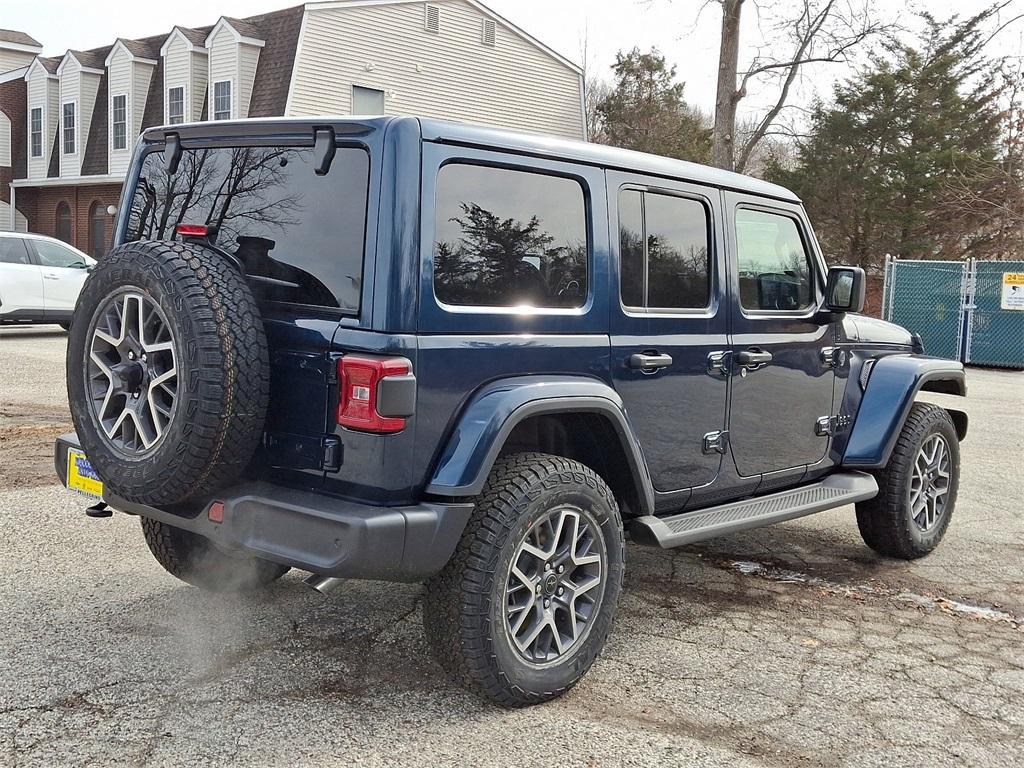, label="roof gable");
[159,26,210,57]
[205,16,266,48]
[25,56,59,80]
[57,49,108,76]
[104,39,159,67]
